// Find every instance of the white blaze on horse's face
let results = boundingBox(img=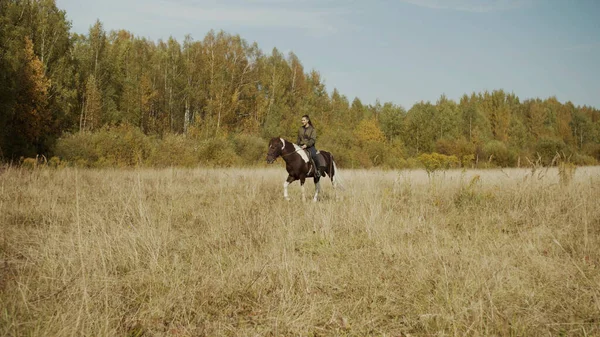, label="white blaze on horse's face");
[293,144,310,163]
